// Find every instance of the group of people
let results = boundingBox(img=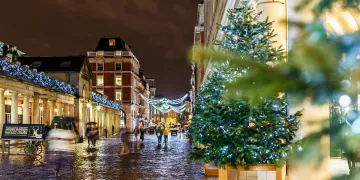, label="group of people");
[156,125,169,144]
[133,124,170,145]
